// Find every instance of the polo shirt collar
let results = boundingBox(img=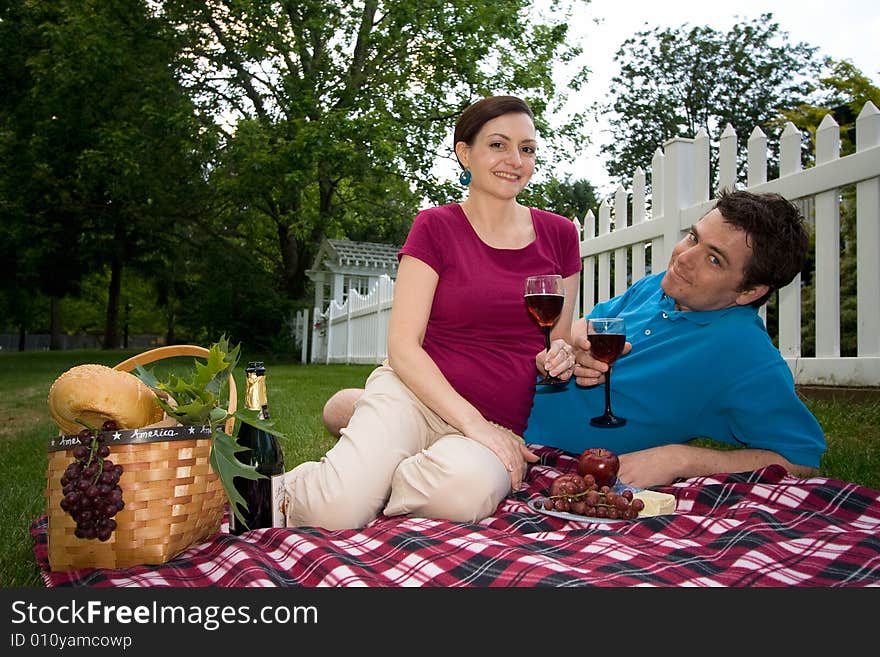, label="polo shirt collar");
[659,292,757,325]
